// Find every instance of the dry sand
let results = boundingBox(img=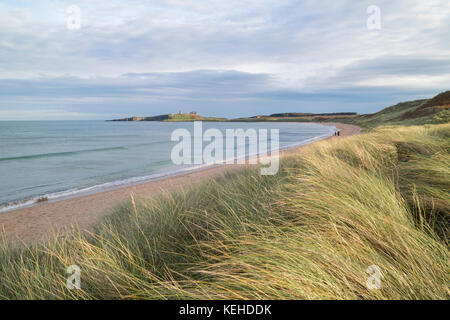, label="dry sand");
[0,122,360,244]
